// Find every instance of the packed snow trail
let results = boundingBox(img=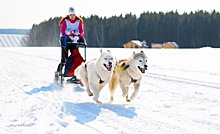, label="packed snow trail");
[0,47,220,134]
